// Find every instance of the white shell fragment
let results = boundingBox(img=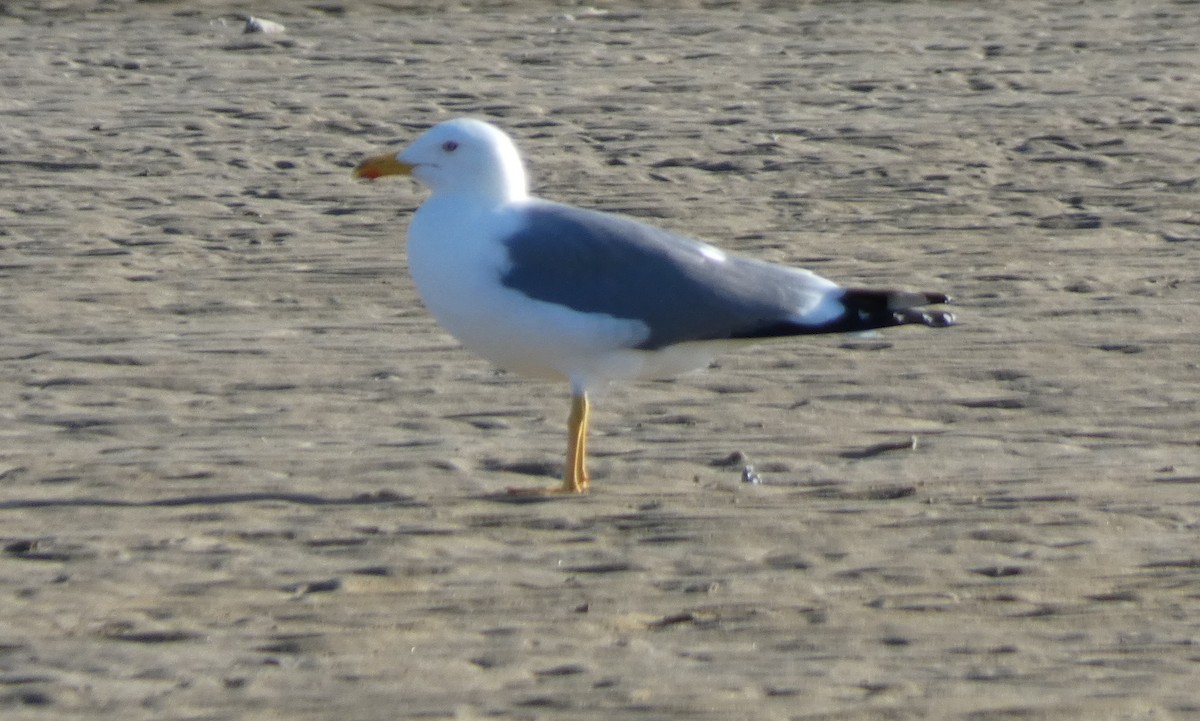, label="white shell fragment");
[244,16,286,34]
